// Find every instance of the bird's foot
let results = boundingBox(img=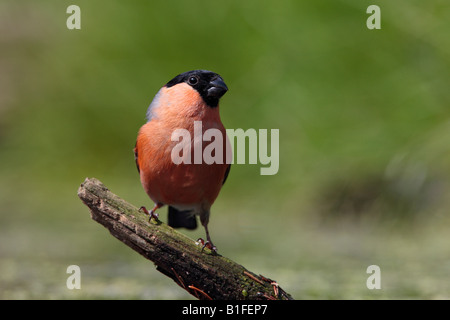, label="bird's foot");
[139,206,159,222]
[197,238,217,254]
